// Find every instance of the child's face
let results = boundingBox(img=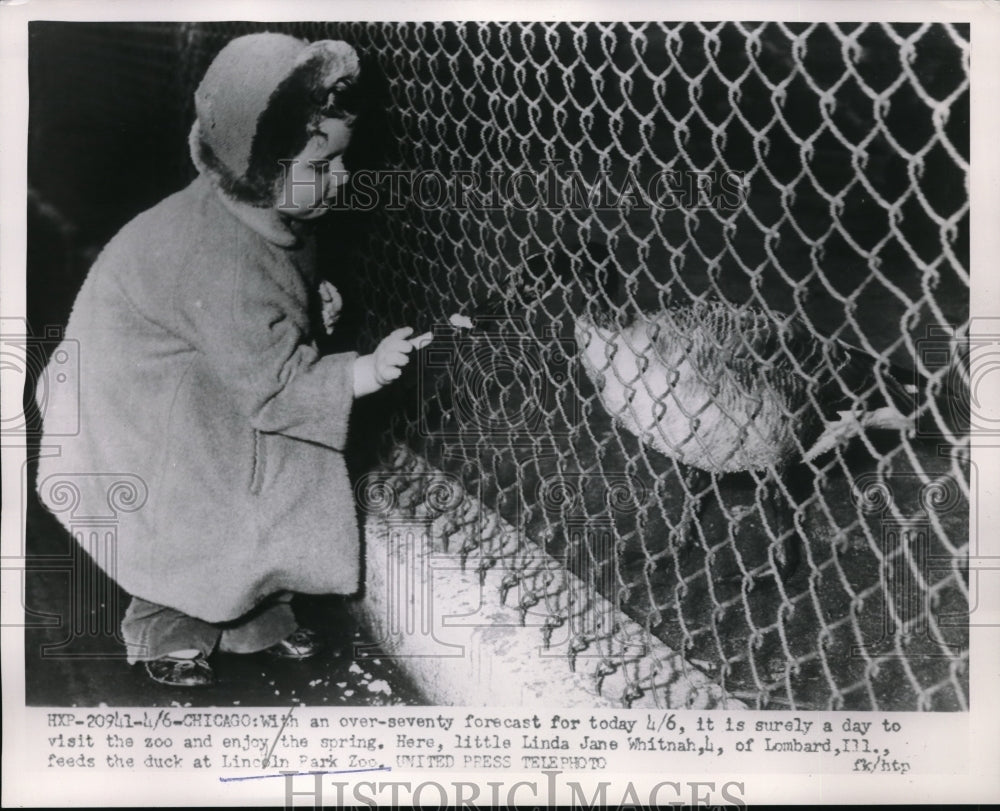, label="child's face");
[276,118,353,220]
